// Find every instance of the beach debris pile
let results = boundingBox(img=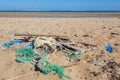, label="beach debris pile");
[1,33,119,80]
[1,34,85,79]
